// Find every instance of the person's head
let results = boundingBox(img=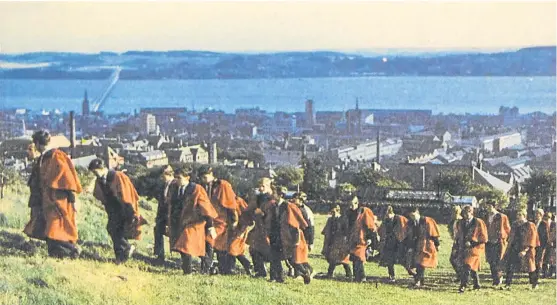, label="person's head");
[88,158,108,178]
[32,130,51,153]
[462,206,474,221]
[27,143,40,160]
[486,201,498,214]
[452,205,463,220]
[349,196,359,210]
[258,177,273,195]
[276,186,288,199]
[544,212,553,223]
[385,206,395,220]
[535,208,545,222]
[161,165,174,183]
[198,165,215,185]
[409,207,421,221]
[292,192,307,206]
[516,209,527,222]
[174,165,192,186]
[330,205,341,217]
